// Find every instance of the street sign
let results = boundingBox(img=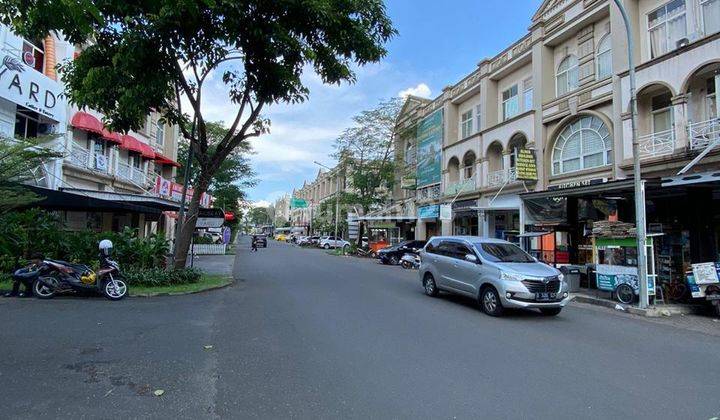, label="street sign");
[290,198,308,209]
[196,208,225,228]
[439,204,452,221]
